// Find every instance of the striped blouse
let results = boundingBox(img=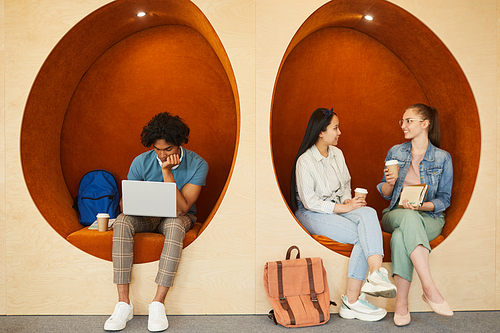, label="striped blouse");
[295,145,352,214]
